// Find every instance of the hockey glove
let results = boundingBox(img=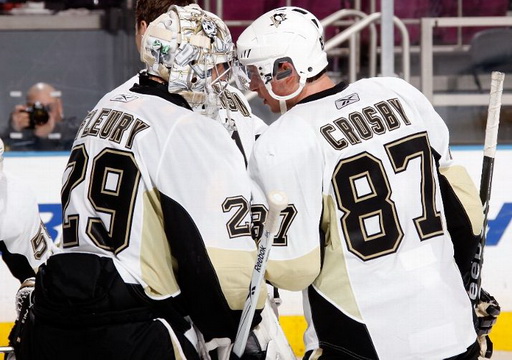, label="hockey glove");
[8,277,35,356]
[242,298,295,360]
[476,288,501,359]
